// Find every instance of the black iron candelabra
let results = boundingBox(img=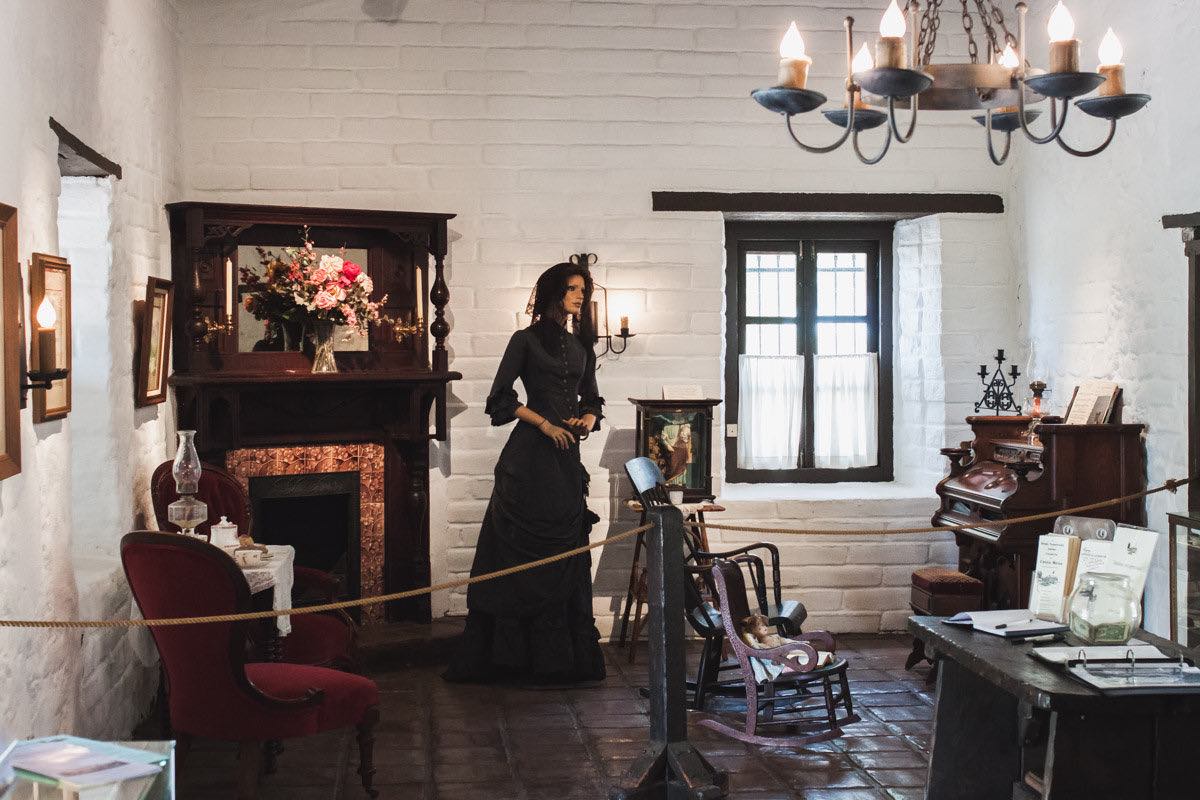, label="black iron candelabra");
[974,349,1022,415]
